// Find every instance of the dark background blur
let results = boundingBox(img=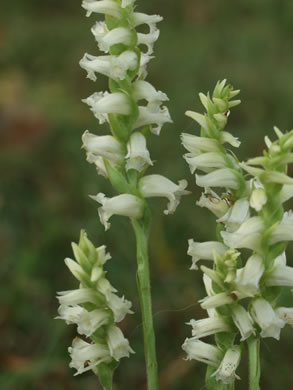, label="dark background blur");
[1,0,293,389]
